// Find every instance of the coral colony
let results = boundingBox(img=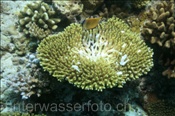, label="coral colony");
[37,17,153,91]
[18,1,61,39]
